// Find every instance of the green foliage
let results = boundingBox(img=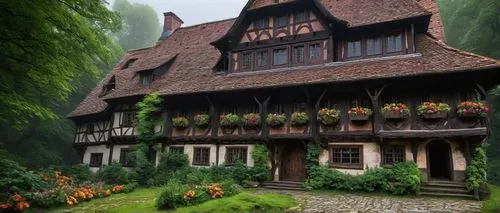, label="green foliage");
[482,184,500,213]
[174,192,296,213]
[437,0,500,59]
[416,102,451,115]
[466,145,488,191]
[242,113,261,129]
[112,0,161,51]
[0,0,122,128]
[306,143,321,173]
[291,112,309,126]
[250,144,271,182]
[219,113,241,127]
[317,108,341,126]
[95,163,130,185]
[266,113,287,128]
[194,114,210,128]
[305,162,422,195]
[172,116,190,129]
[29,188,68,208]
[158,152,189,172]
[0,158,46,200]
